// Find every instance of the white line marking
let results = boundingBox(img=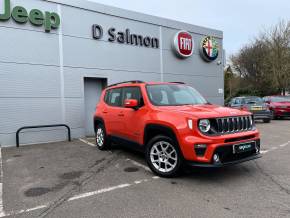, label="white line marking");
[1,205,47,218]
[126,159,151,172]
[68,183,131,201]
[270,147,278,150]
[261,141,290,155]
[79,138,96,147]
[0,176,160,217]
